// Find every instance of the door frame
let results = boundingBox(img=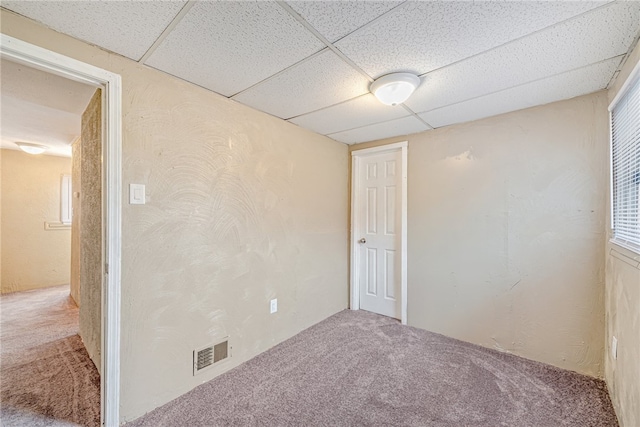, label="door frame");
[1,34,122,426]
[350,141,408,325]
